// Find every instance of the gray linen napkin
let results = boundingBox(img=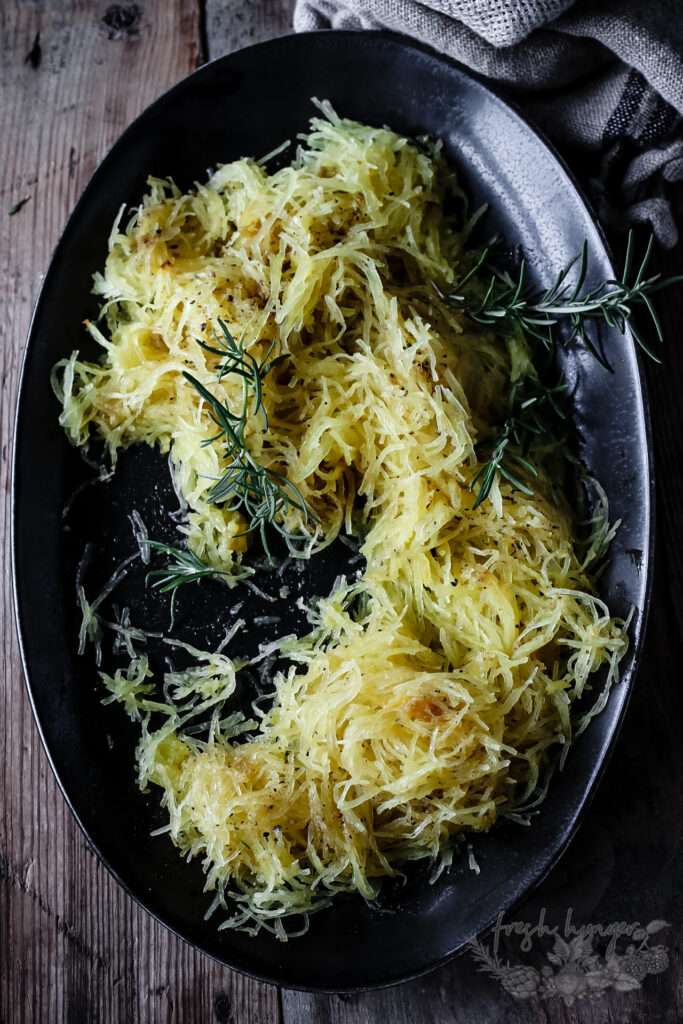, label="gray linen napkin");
[294,0,683,246]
